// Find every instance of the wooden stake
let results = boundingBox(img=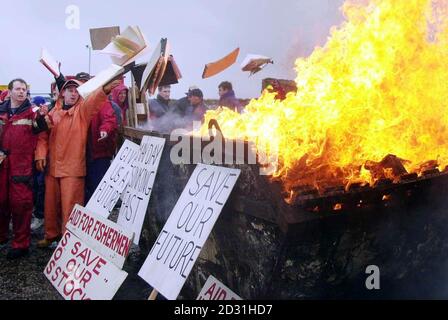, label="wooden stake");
[148,289,159,300]
[129,73,137,128]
